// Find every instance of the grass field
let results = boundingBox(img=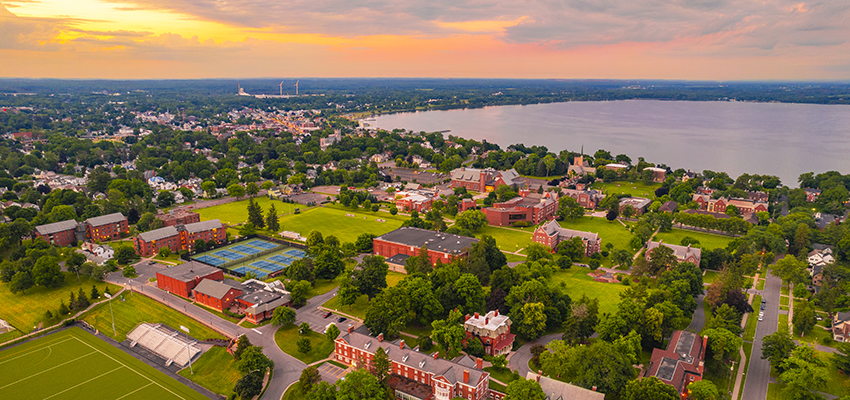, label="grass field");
[559,216,635,252]
[476,226,533,253]
[322,272,406,319]
[0,273,120,336]
[82,293,225,342]
[766,350,850,398]
[195,196,299,225]
[592,181,660,198]
[653,228,734,250]
[703,270,721,284]
[0,327,208,400]
[274,324,334,364]
[549,267,627,315]
[744,295,761,342]
[178,346,240,396]
[278,206,404,243]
